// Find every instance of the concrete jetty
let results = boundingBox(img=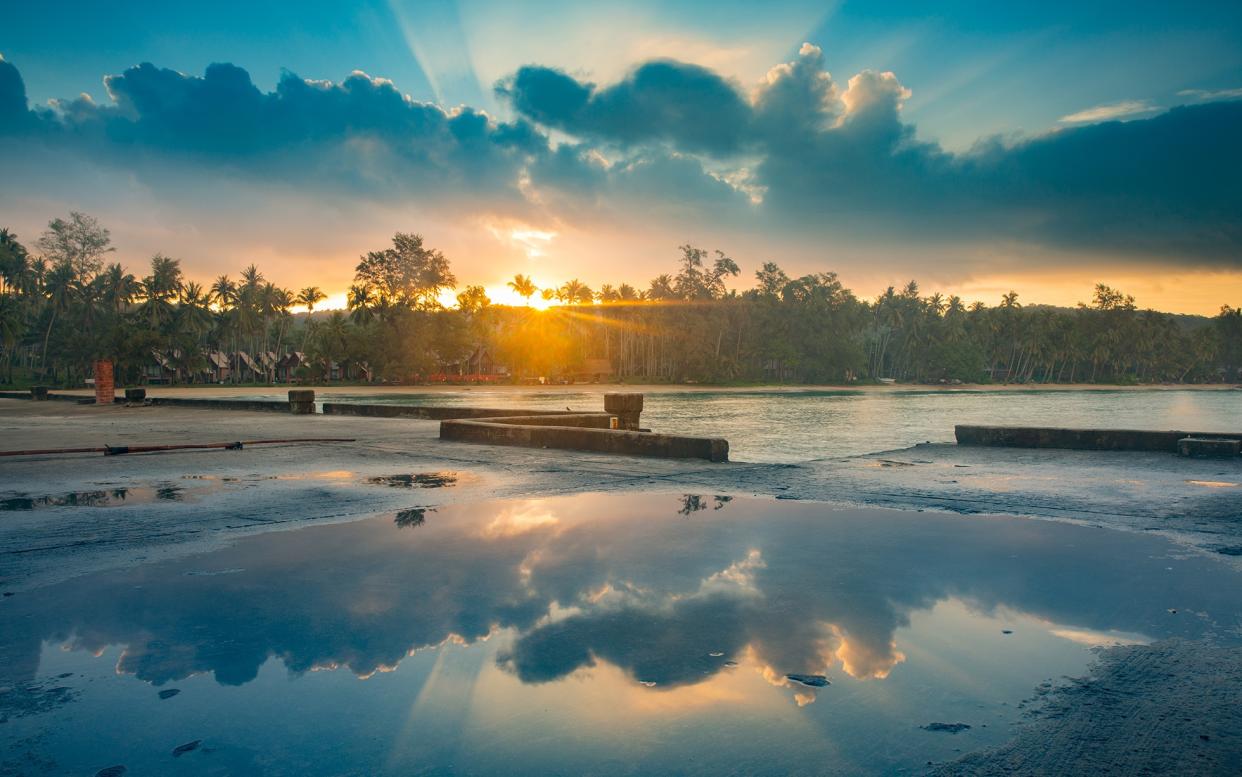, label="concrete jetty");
[957,424,1241,456]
